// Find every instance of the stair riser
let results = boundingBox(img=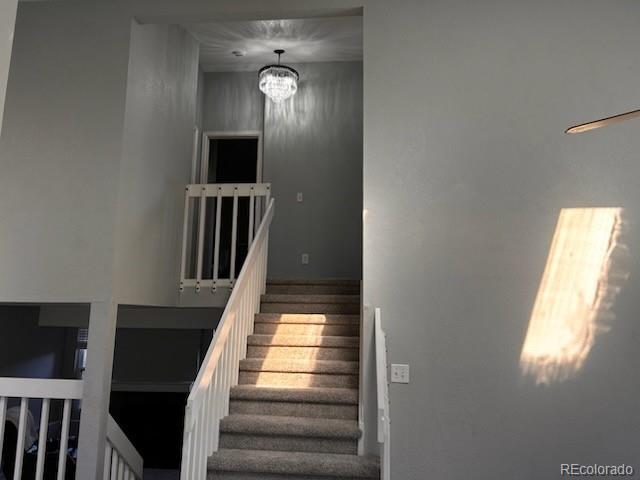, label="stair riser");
[248,336,359,348]
[261,303,360,314]
[253,323,359,336]
[240,359,358,375]
[209,472,373,480]
[266,285,360,295]
[239,371,359,389]
[255,313,360,325]
[262,294,360,304]
[246,346,359,361]
[229,400,357,420]
[219,434,357,455]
